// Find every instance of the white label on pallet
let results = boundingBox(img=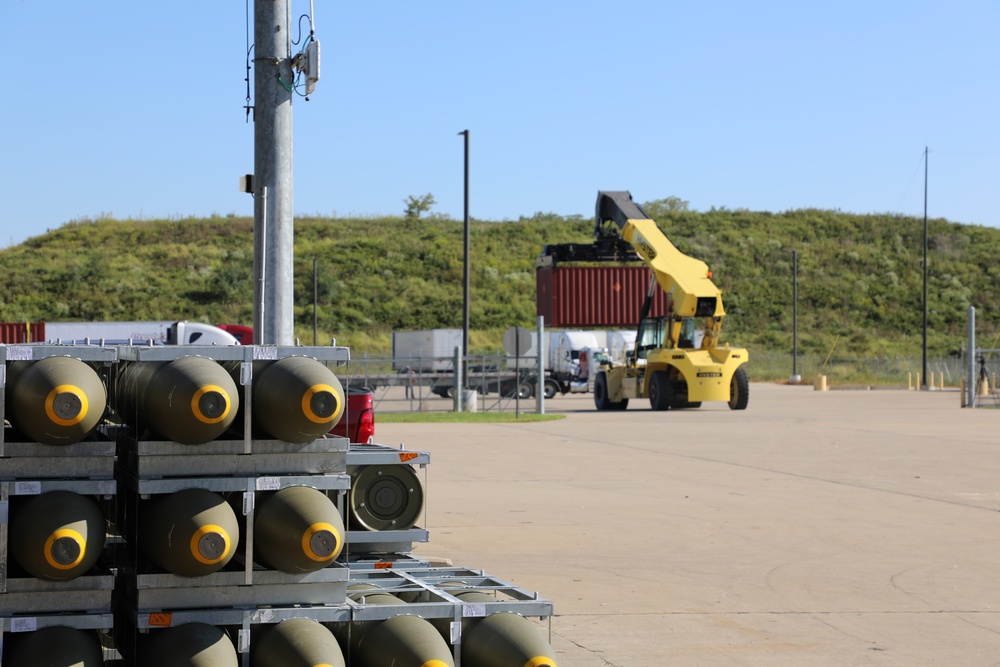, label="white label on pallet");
[11,617,37,632]
[255,477,281,491]
[238,629,251,653]
[14,481,41,495]
[253,346,279,360]
[5,346,32,361]
[462,603,487,618]
[253,609,276,623]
